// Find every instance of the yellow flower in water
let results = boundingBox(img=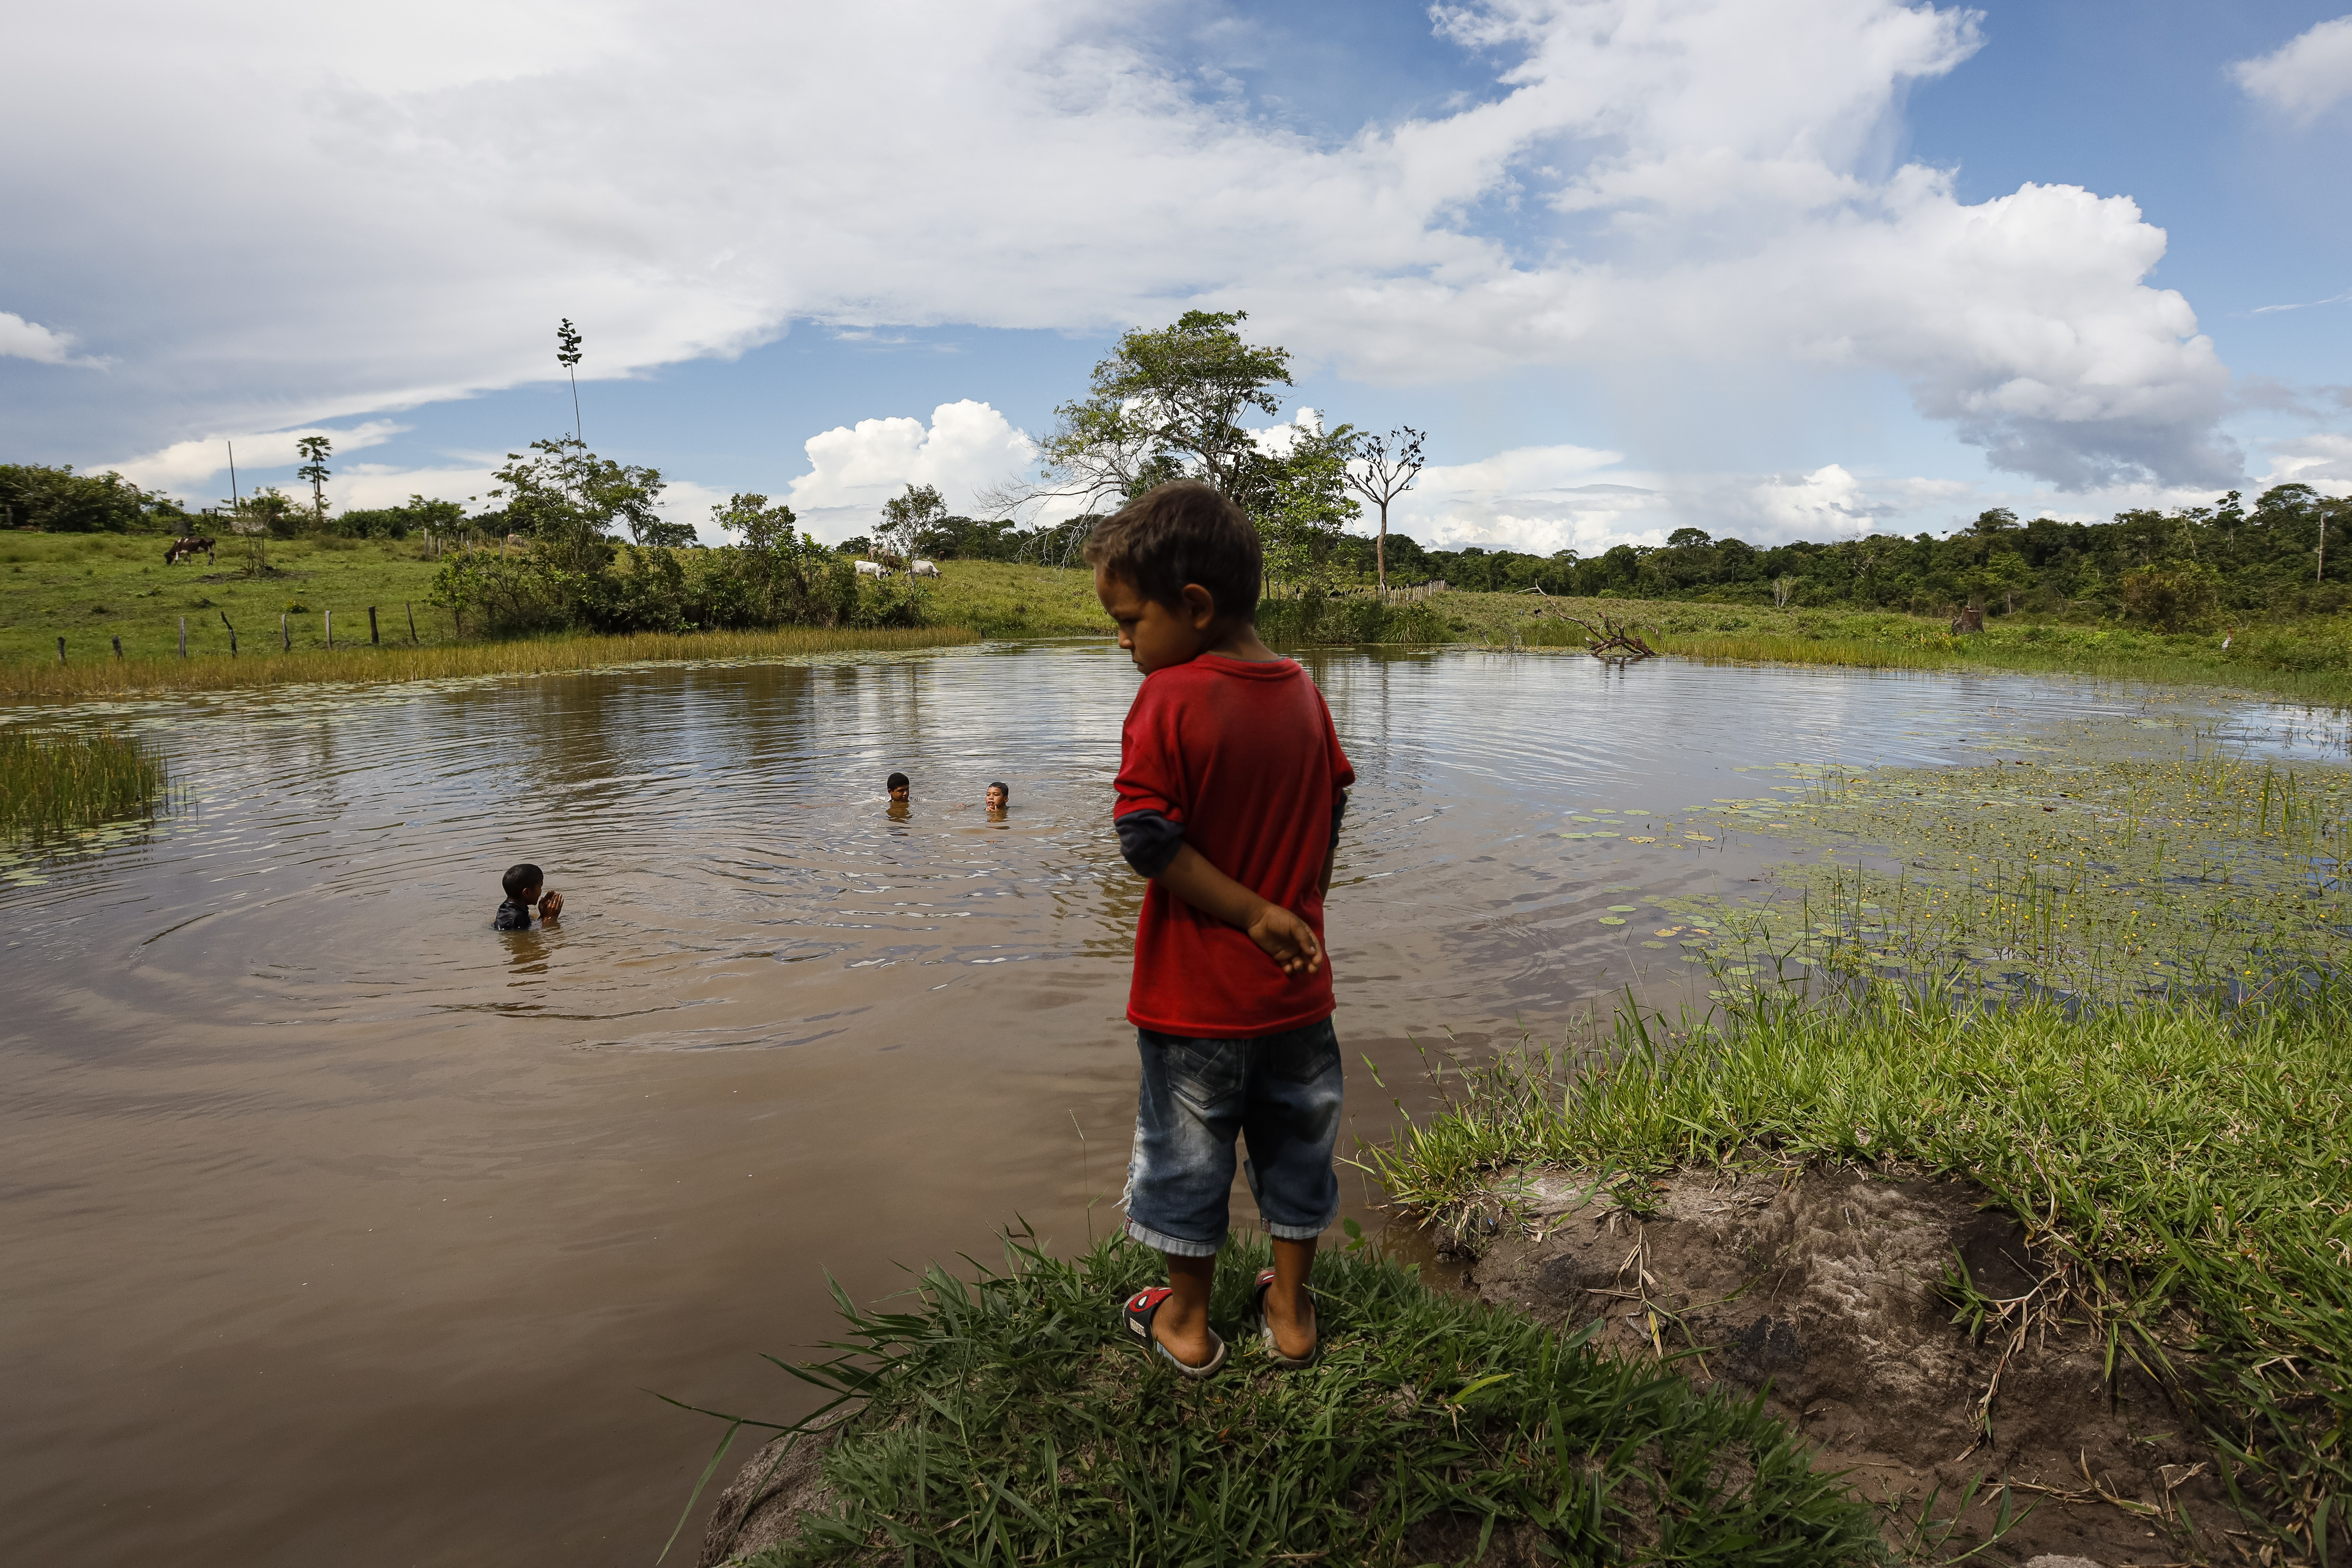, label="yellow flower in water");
[1629,835,1658,844]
